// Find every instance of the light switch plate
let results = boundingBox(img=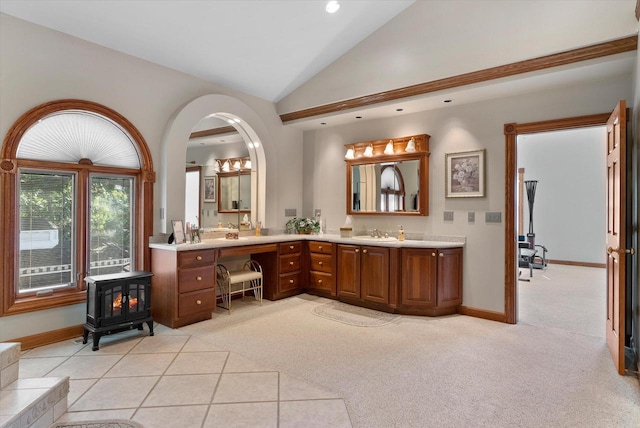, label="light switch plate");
[485,212,502,223]
[468,212,475,223]
[444,211,454,221]
[285,208,297,217]
[314,209,322,217]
